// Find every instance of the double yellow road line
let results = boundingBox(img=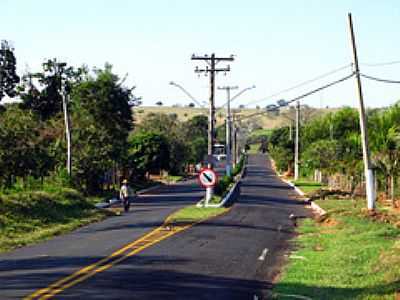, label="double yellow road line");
[25,223,193,300]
